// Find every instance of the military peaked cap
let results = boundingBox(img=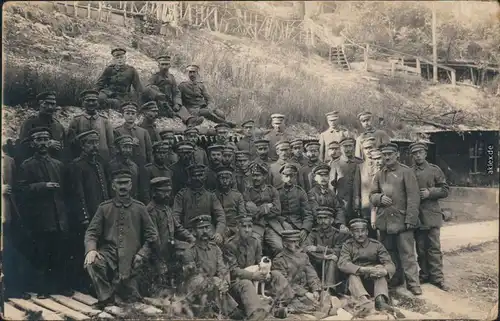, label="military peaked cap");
[409,142,428,153]
[290,138,303,147]
[222,145,235,153]
[111,47,126,56]
[157,55,171,62]
[254,139,270,146]
[305,141,320,149]
[340,137,355,146]
[186,65,200,72]
[241,120,255,127]
[235,213,253,223]
[175,140,195,152]
[281,230,301,241]
[184,127,200,135]
[159,129,175,138]
[80,89,99,100]
[111,168,133,180]
[189,215,212,228]
[280,163,298,174]
[187,164,207,174]
[235,150,251,159]
[380,142,399,153]
[152,140,169,152]
[349,218,369,228]
[150,176,171,188]
[250,162,268,174]
[316,207,335,217]
[325,111,339,119]
[114,135,134,146]
[207,144,225,152]
[328,141,340,148]
[120,101,138,112]
[312,164,331,175]
[217,167,234,176]
[215,123,231,130]
[141,101,159,112]
[76,130,99,142]
[270,113,285,120]
[362,137,377,148]
[275,140,291,148]
[29,127,51,138]
[357,111,373,120]
[36,91,56,101]
[369,149,383,159]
